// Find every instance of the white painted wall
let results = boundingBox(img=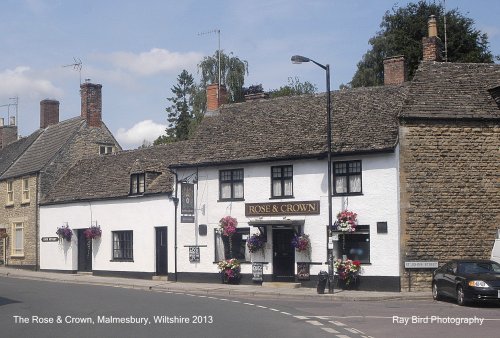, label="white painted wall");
[40,195,174,273]
[175,152,400,278]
